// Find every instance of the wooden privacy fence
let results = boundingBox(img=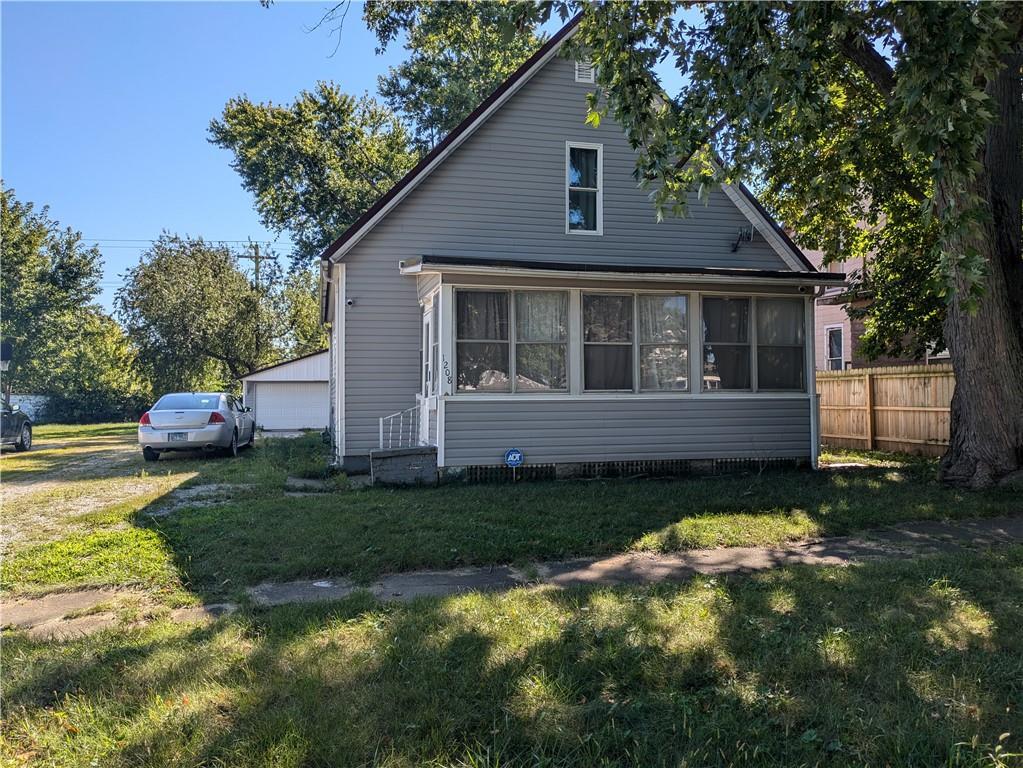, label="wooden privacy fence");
[816,364,954,456]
